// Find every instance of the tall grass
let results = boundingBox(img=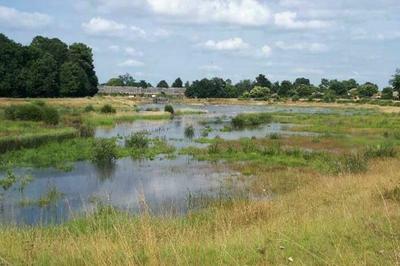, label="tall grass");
[231,113,272,129]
